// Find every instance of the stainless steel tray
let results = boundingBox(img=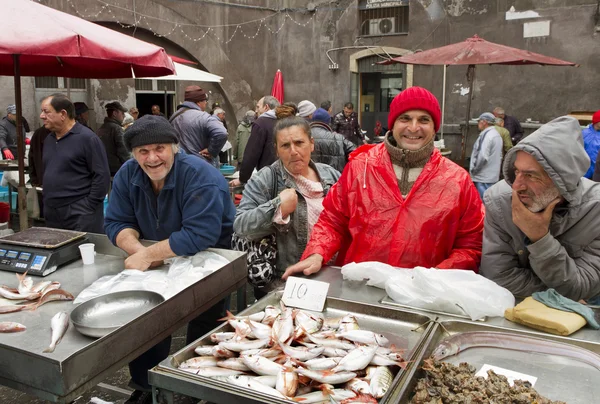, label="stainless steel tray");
[380,295,486,321]
[150,291,436,403]
[390,320,600,403]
